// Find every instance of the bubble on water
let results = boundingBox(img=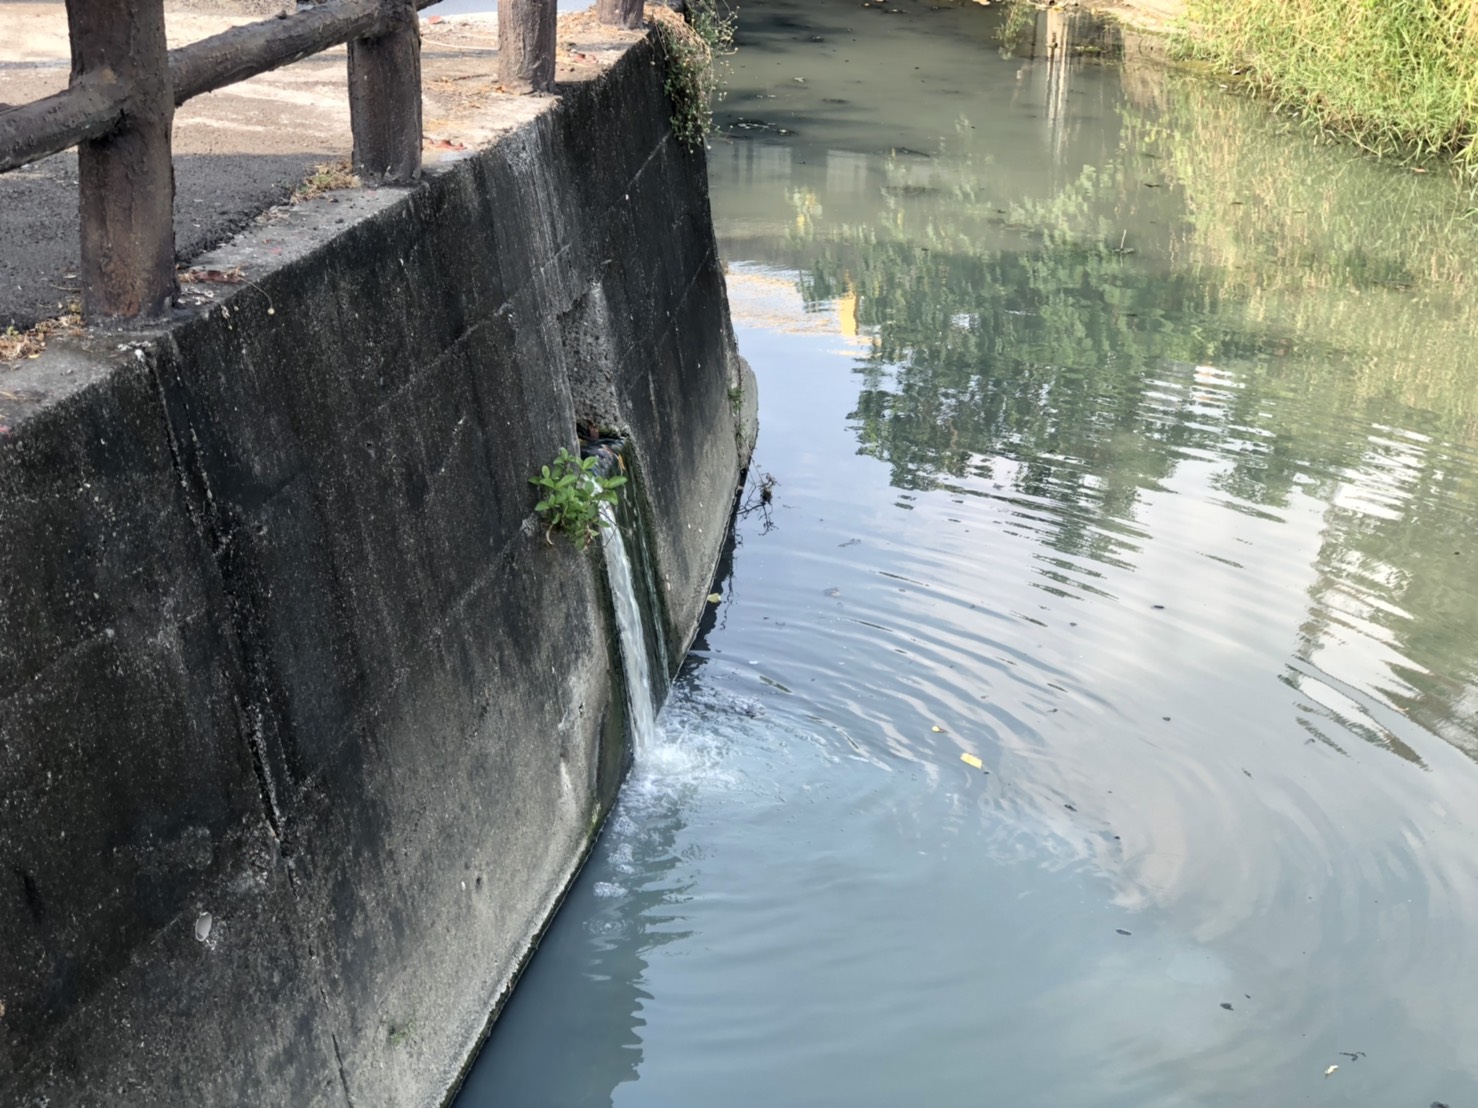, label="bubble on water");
[592,881,627,898]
